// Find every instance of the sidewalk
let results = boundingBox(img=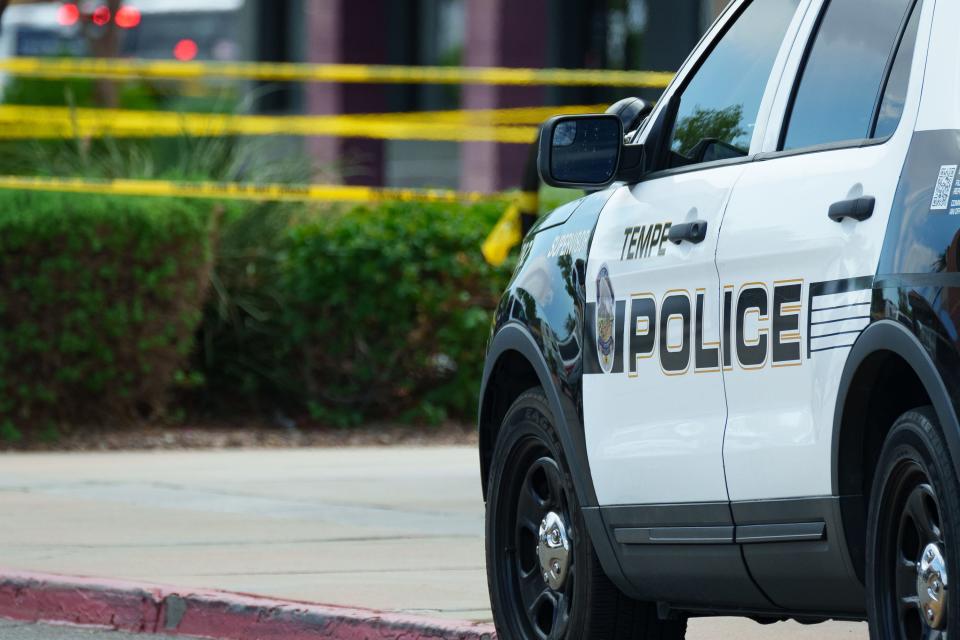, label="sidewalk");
[0,445,867,638]
[0,446,488,620]
[0,618,180,640]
